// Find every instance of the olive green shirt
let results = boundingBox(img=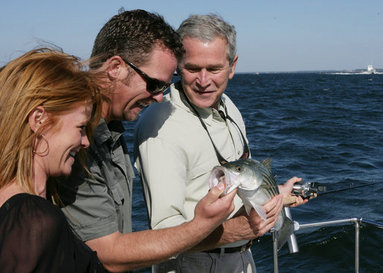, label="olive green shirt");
[59,119,134,241]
